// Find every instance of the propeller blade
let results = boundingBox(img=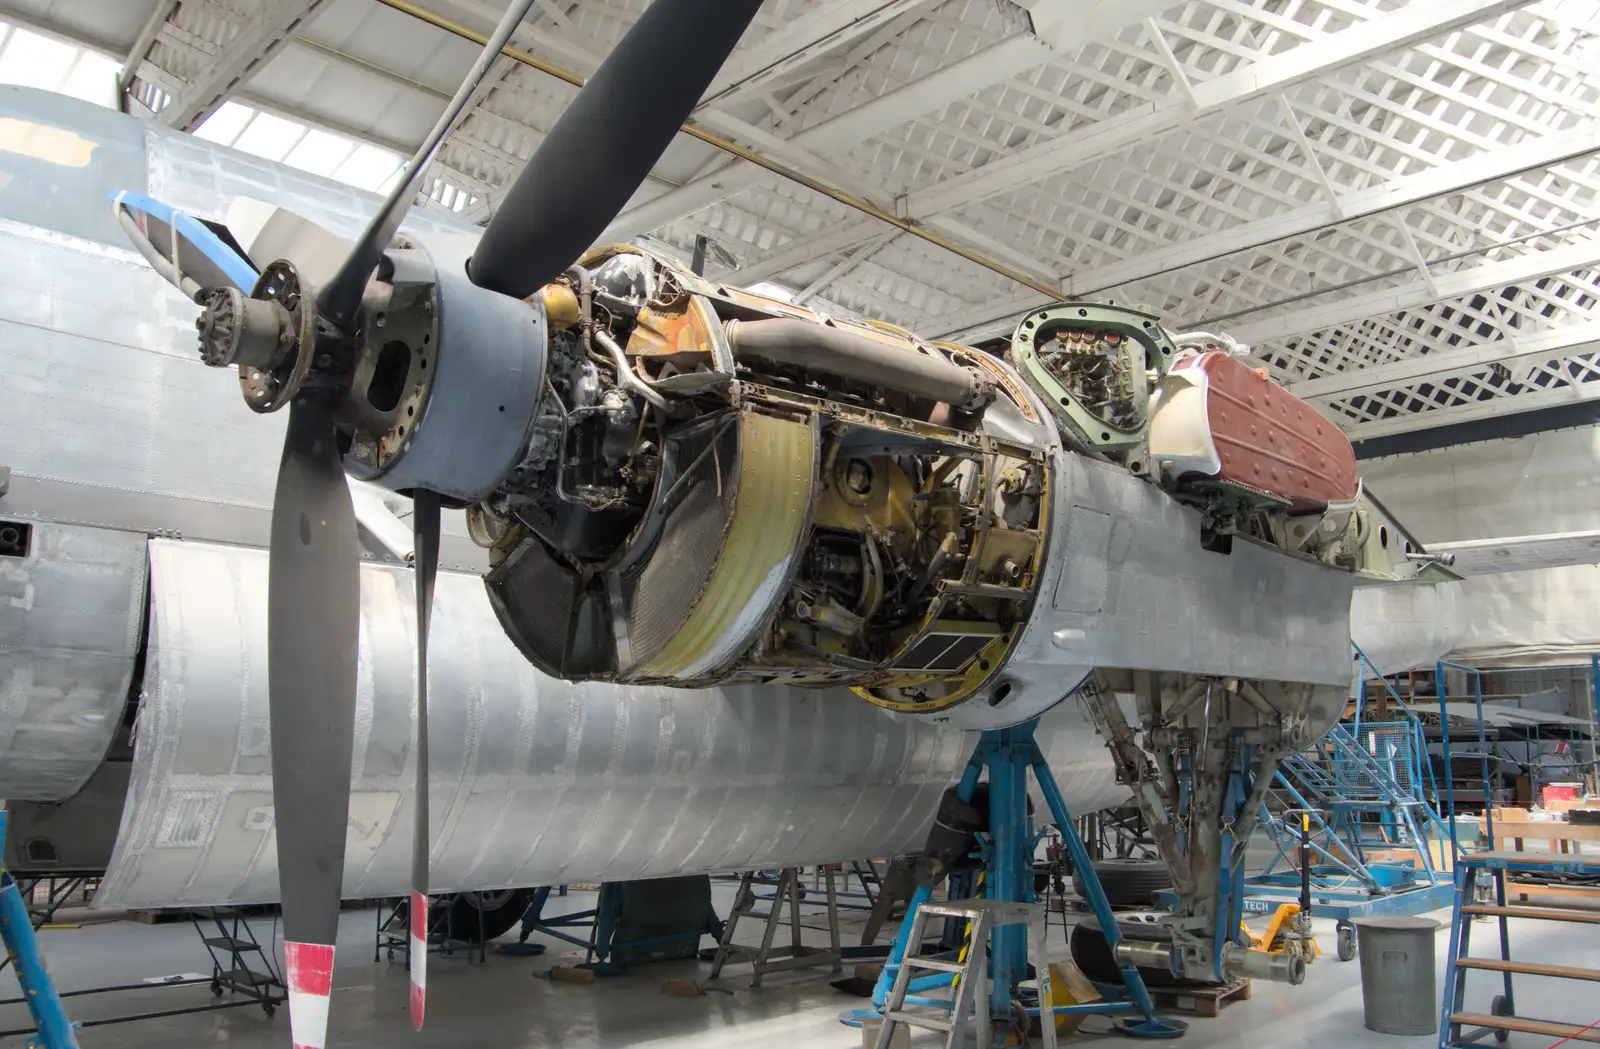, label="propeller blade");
[469,0,765,299]
[408,488,441,1031]
[109,190,259,297]
[317,0,540,330]
[269,391,360,1049]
